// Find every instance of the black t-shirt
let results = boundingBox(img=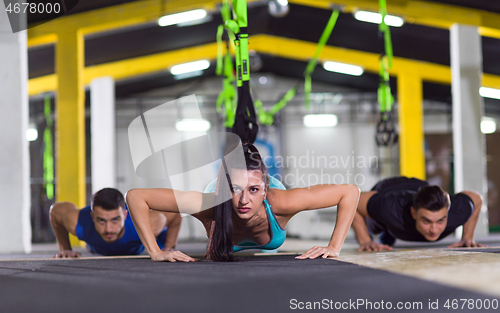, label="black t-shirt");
[366,177,474,242]
[371,176,428,193]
